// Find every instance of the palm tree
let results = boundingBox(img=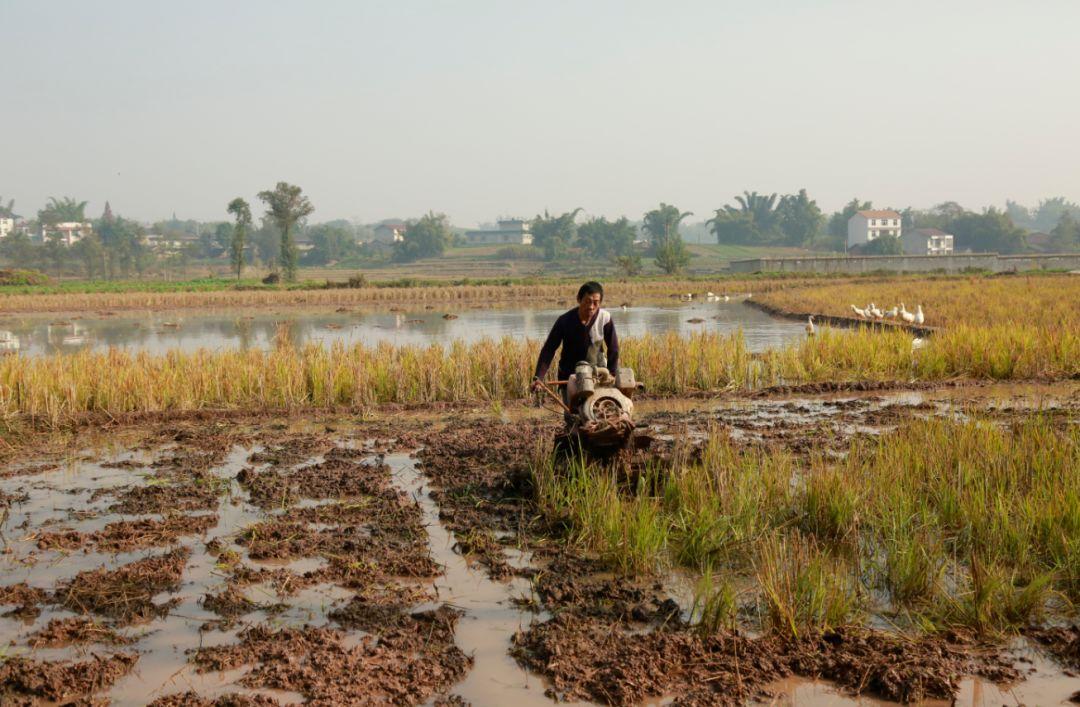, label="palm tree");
[642,203,693,244]
[731,191,778,231]
[0,197,16,219]
[38,196,89,225]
